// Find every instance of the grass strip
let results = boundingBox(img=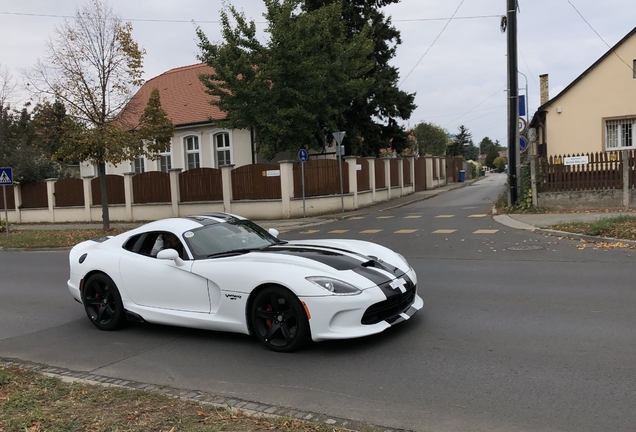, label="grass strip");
[0,229,128,249]
[0,366,350,432]
[548,215,636,240]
